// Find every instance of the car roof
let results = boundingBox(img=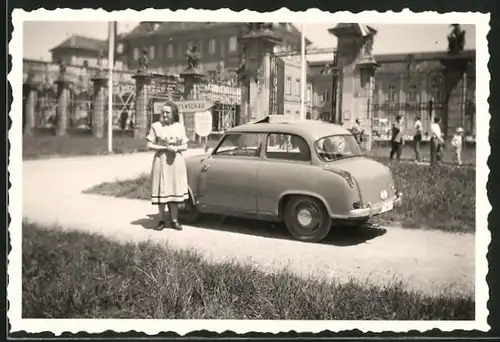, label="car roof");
[227,116,353,142]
